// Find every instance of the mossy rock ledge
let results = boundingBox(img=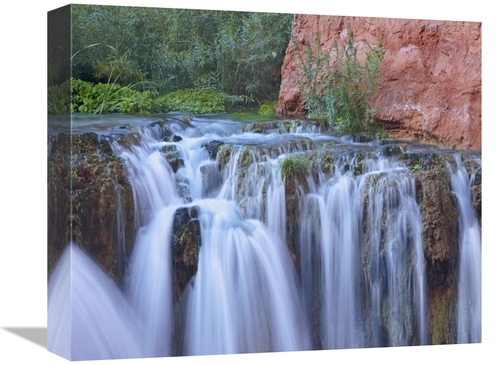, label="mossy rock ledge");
[48,132,135,285]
